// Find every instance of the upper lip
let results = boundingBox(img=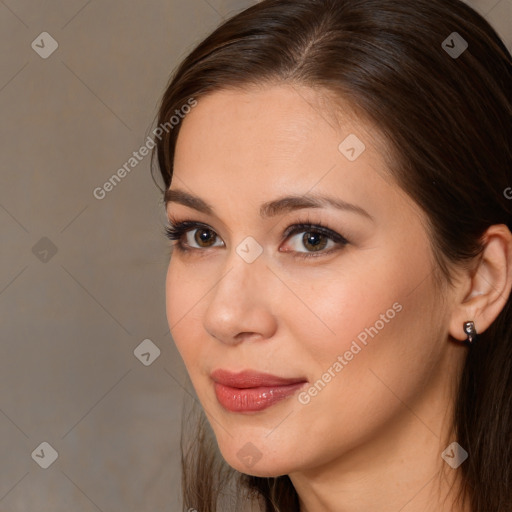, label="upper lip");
[210,369,308,388]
